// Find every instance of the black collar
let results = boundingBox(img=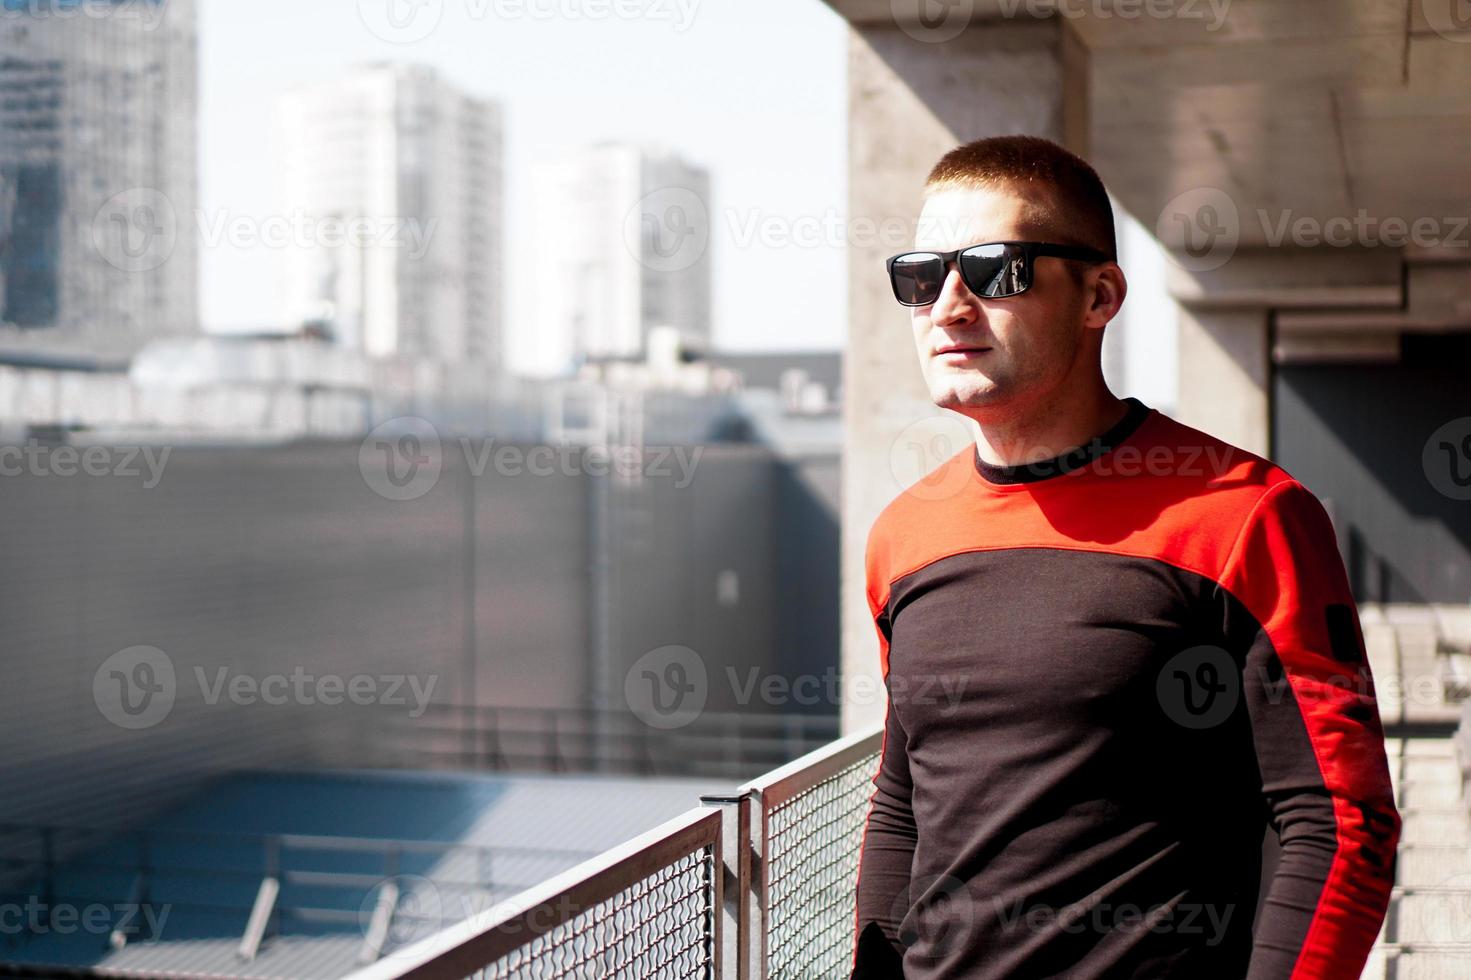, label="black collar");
[973,397,1152,485]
